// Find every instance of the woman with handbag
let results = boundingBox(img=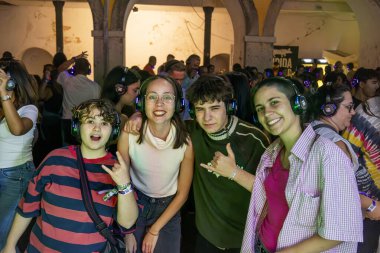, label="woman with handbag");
[1,99,138,253]
[118,76,194,253]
